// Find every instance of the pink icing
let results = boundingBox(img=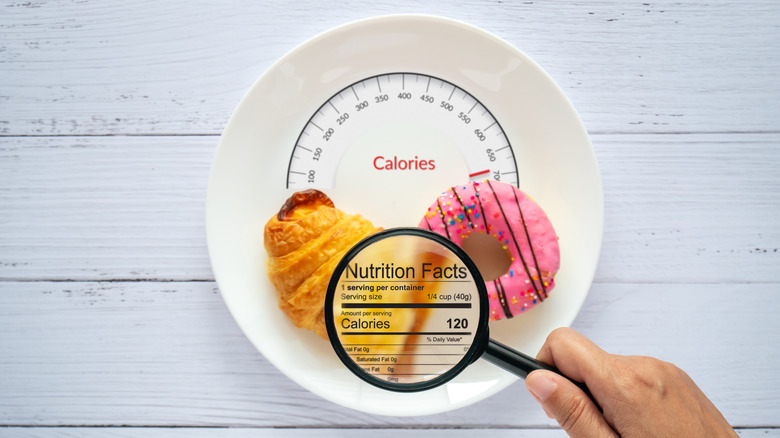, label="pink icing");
[418,181,560,321]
